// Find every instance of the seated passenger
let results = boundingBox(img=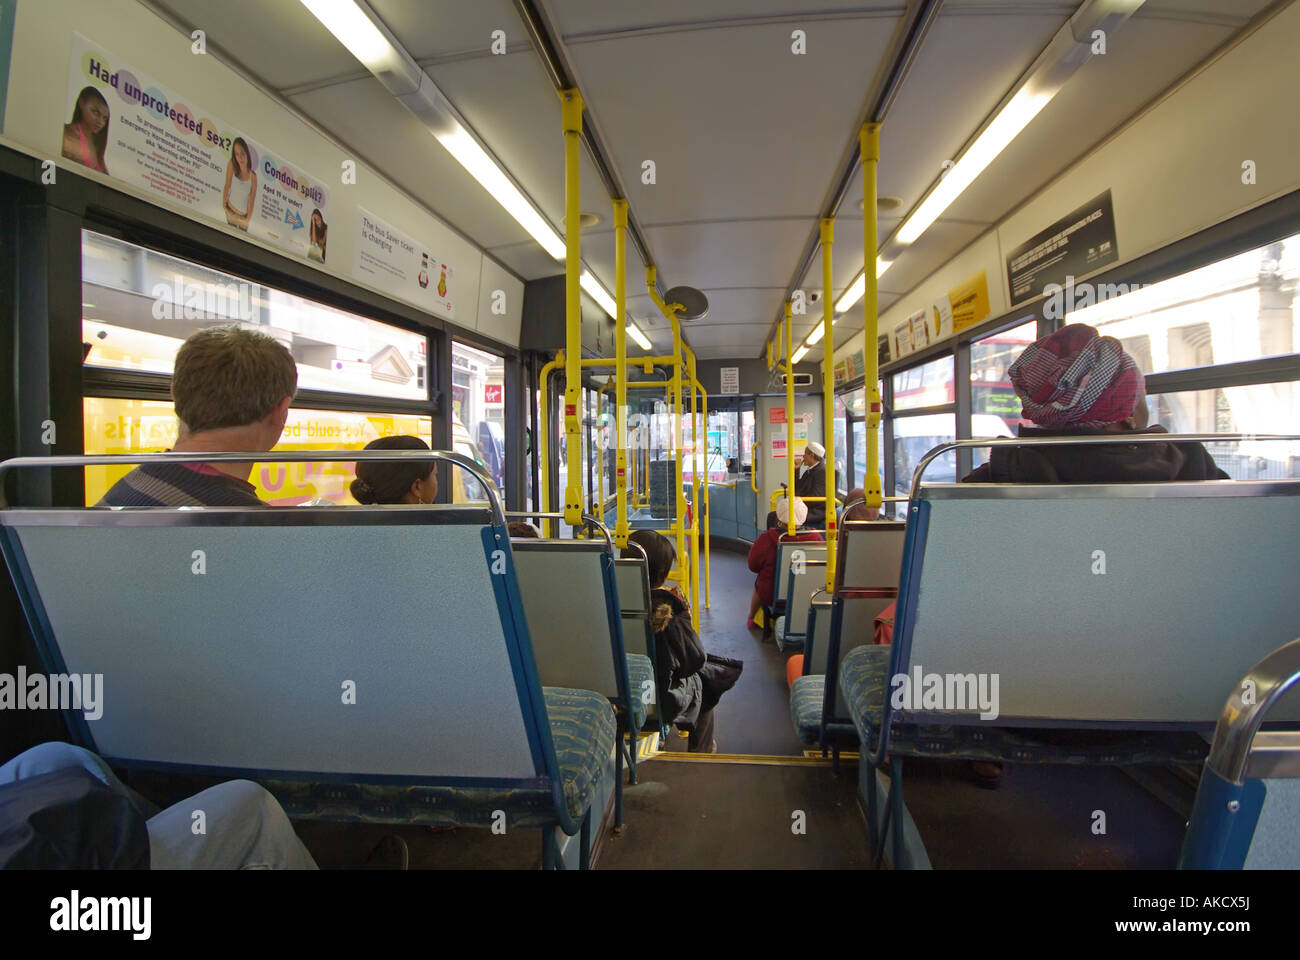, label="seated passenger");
[98,325,297,507]
[1,742,317,869]
[746,496,824,629]
[959,323,1228,788]
[623,530,742,752]
[842,486,880,522]
[507,520,541,538]
[90,327,404,866]
[963,323,1229,483]
[349,436,438,505]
